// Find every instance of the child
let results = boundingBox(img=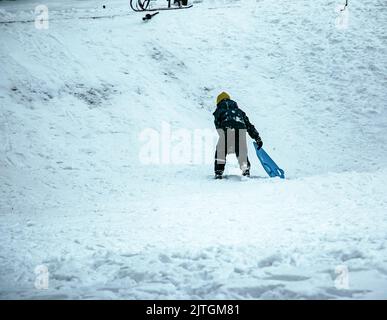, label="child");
[213,92,263,179]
